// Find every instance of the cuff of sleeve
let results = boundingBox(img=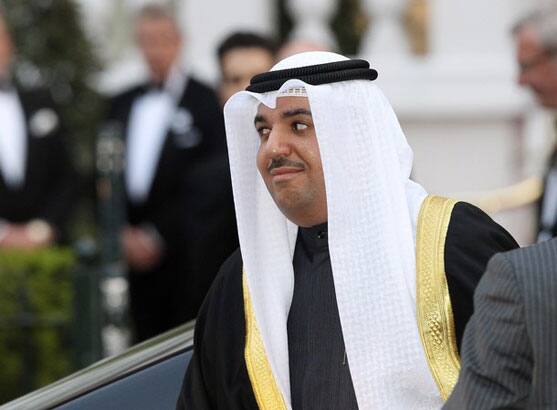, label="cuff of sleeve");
[26,219,54,243]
